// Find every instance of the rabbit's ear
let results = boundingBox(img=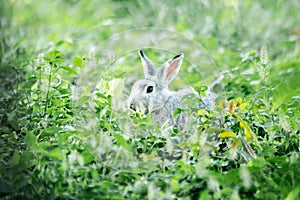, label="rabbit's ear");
[157,53,184,85]
[139,50,156,78]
